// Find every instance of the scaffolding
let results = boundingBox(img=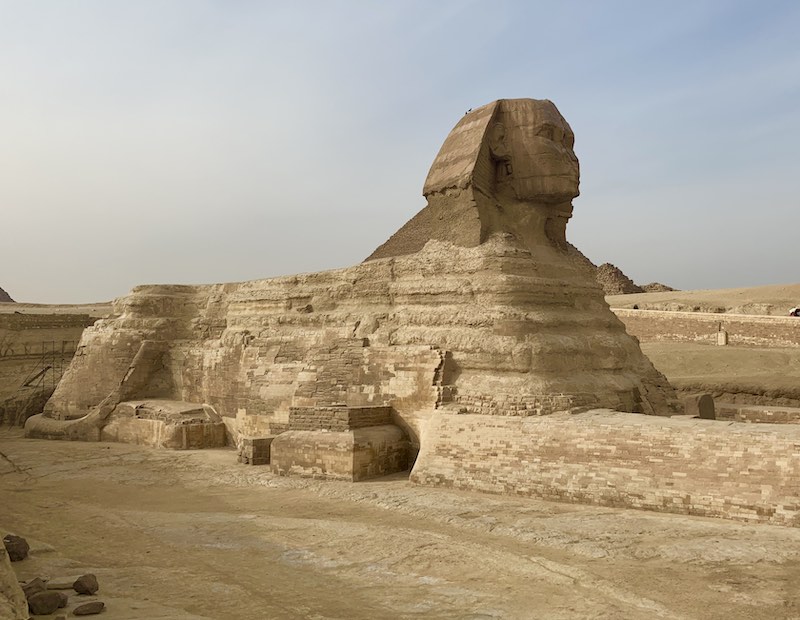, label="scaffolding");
[19,340,76,393]
[1,340,76,426]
